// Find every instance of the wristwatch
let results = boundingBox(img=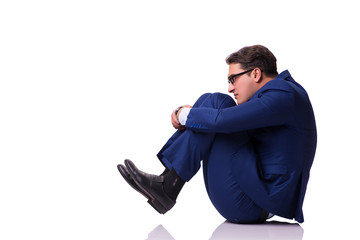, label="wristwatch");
[175,106,183,118]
